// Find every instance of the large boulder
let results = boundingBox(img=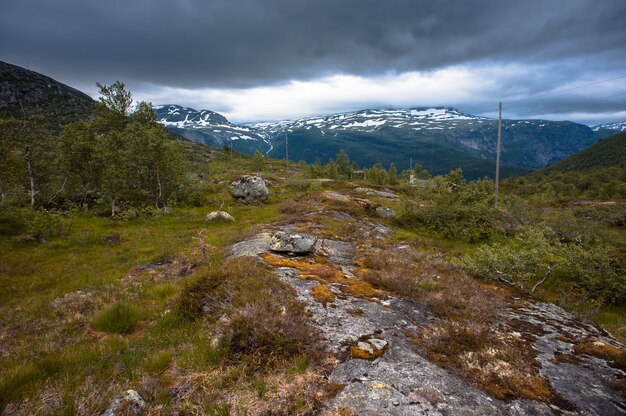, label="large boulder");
[270,232,318,255]
[206,211,235,222]
[229,175,269,204]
